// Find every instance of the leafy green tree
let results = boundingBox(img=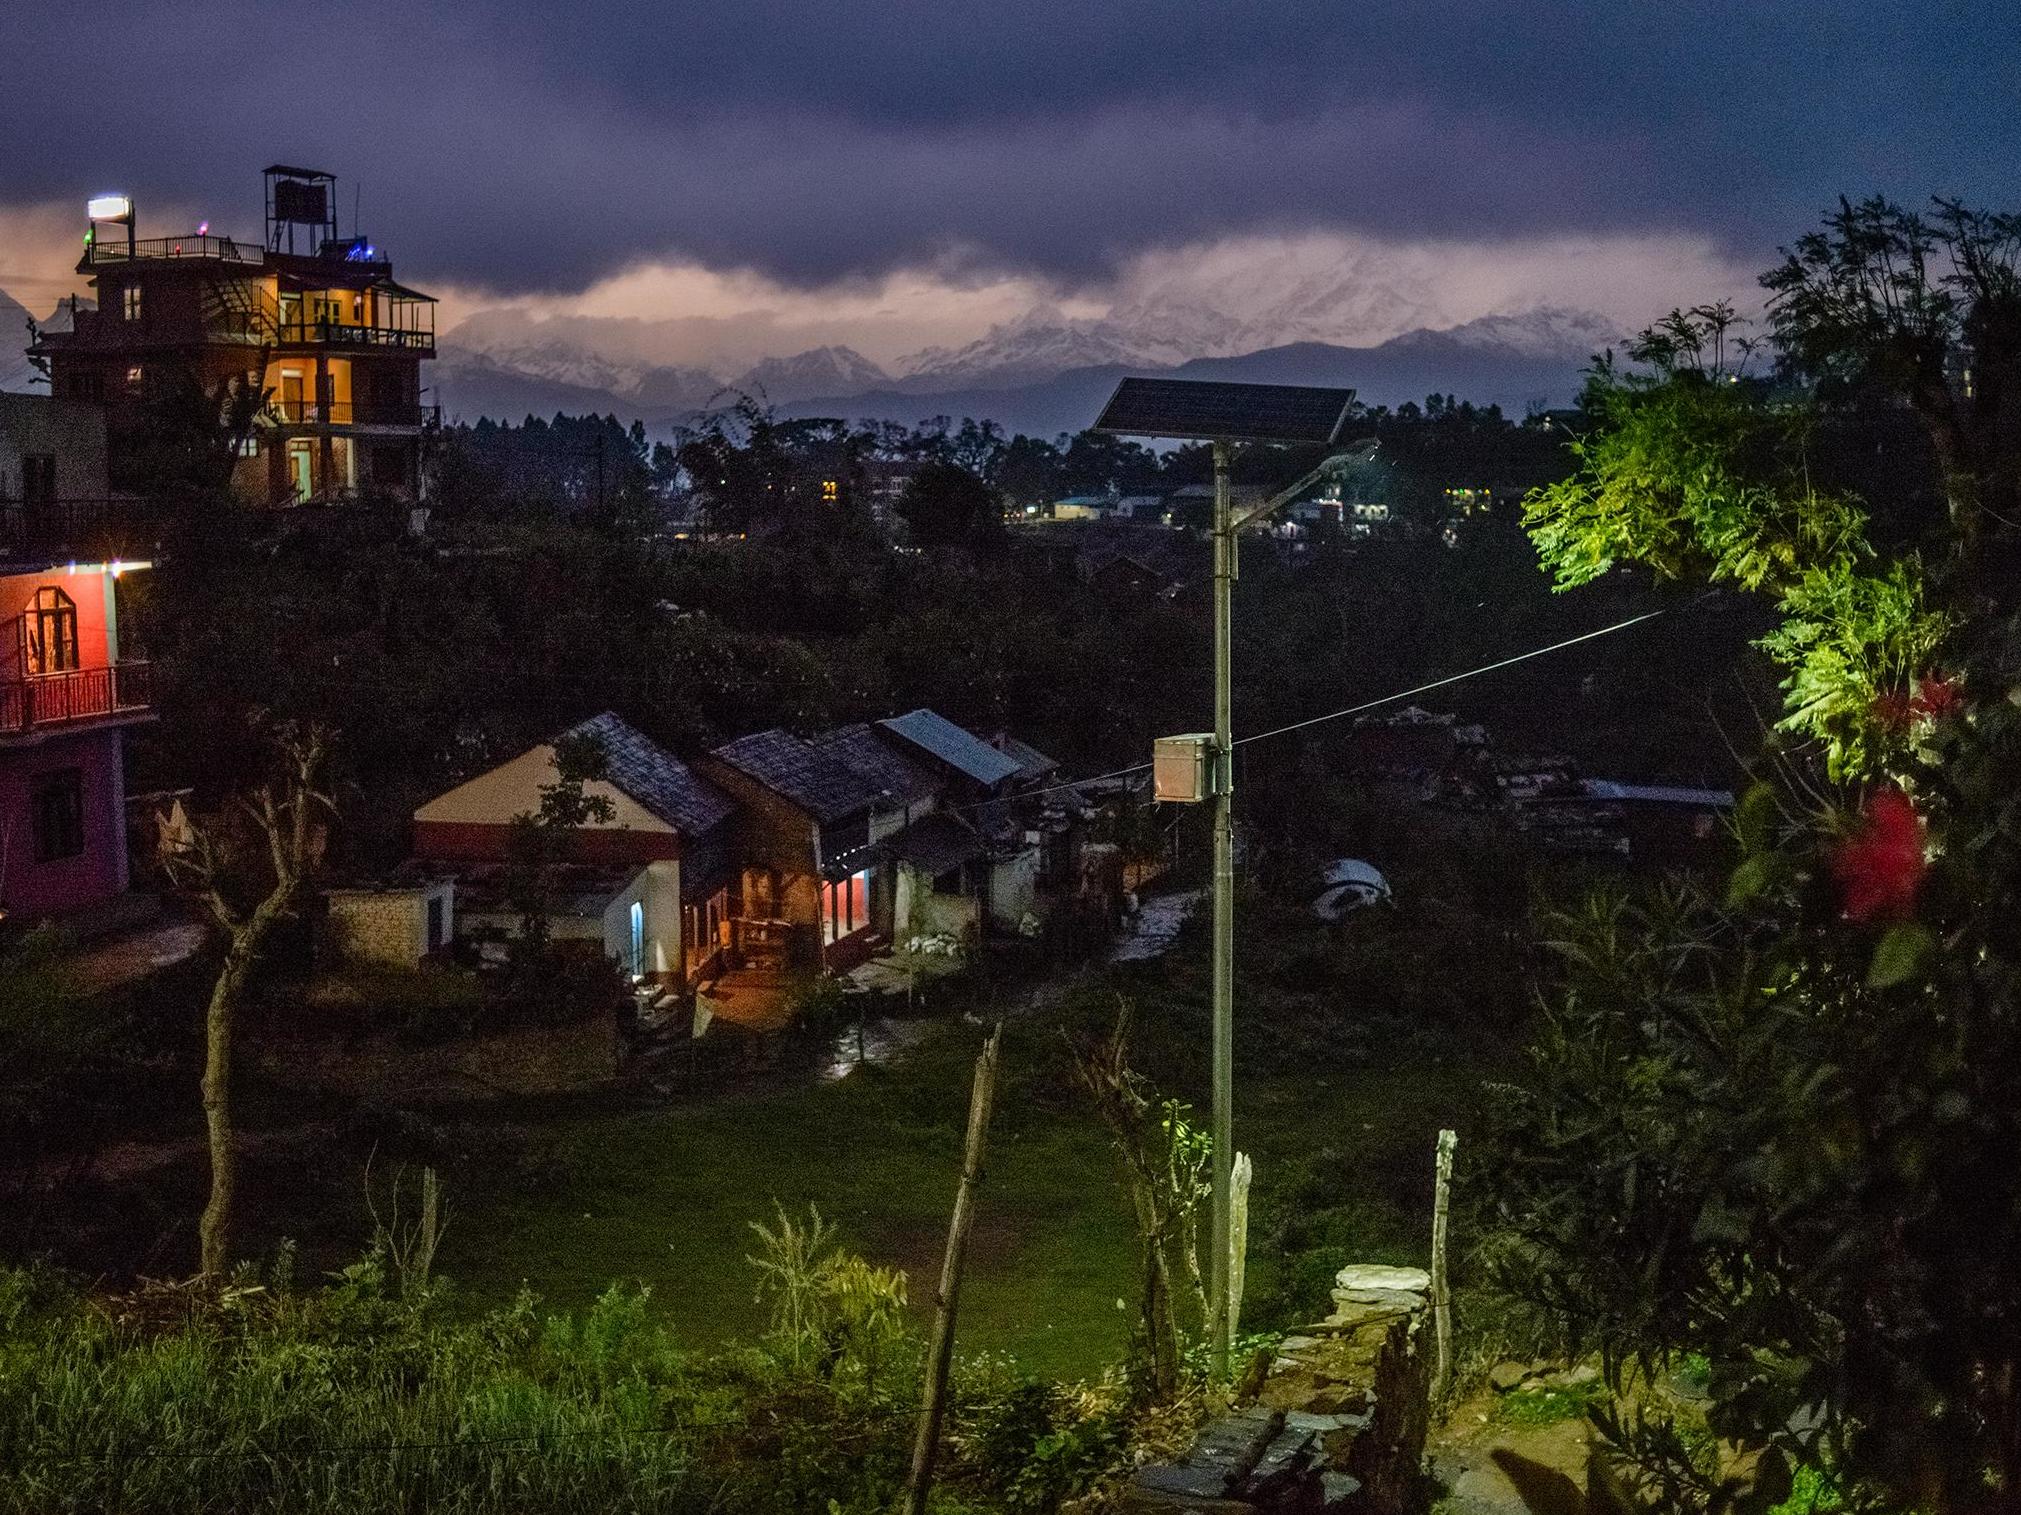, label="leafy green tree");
[1497,196,2021,1513]
[1523,303,1947,776]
